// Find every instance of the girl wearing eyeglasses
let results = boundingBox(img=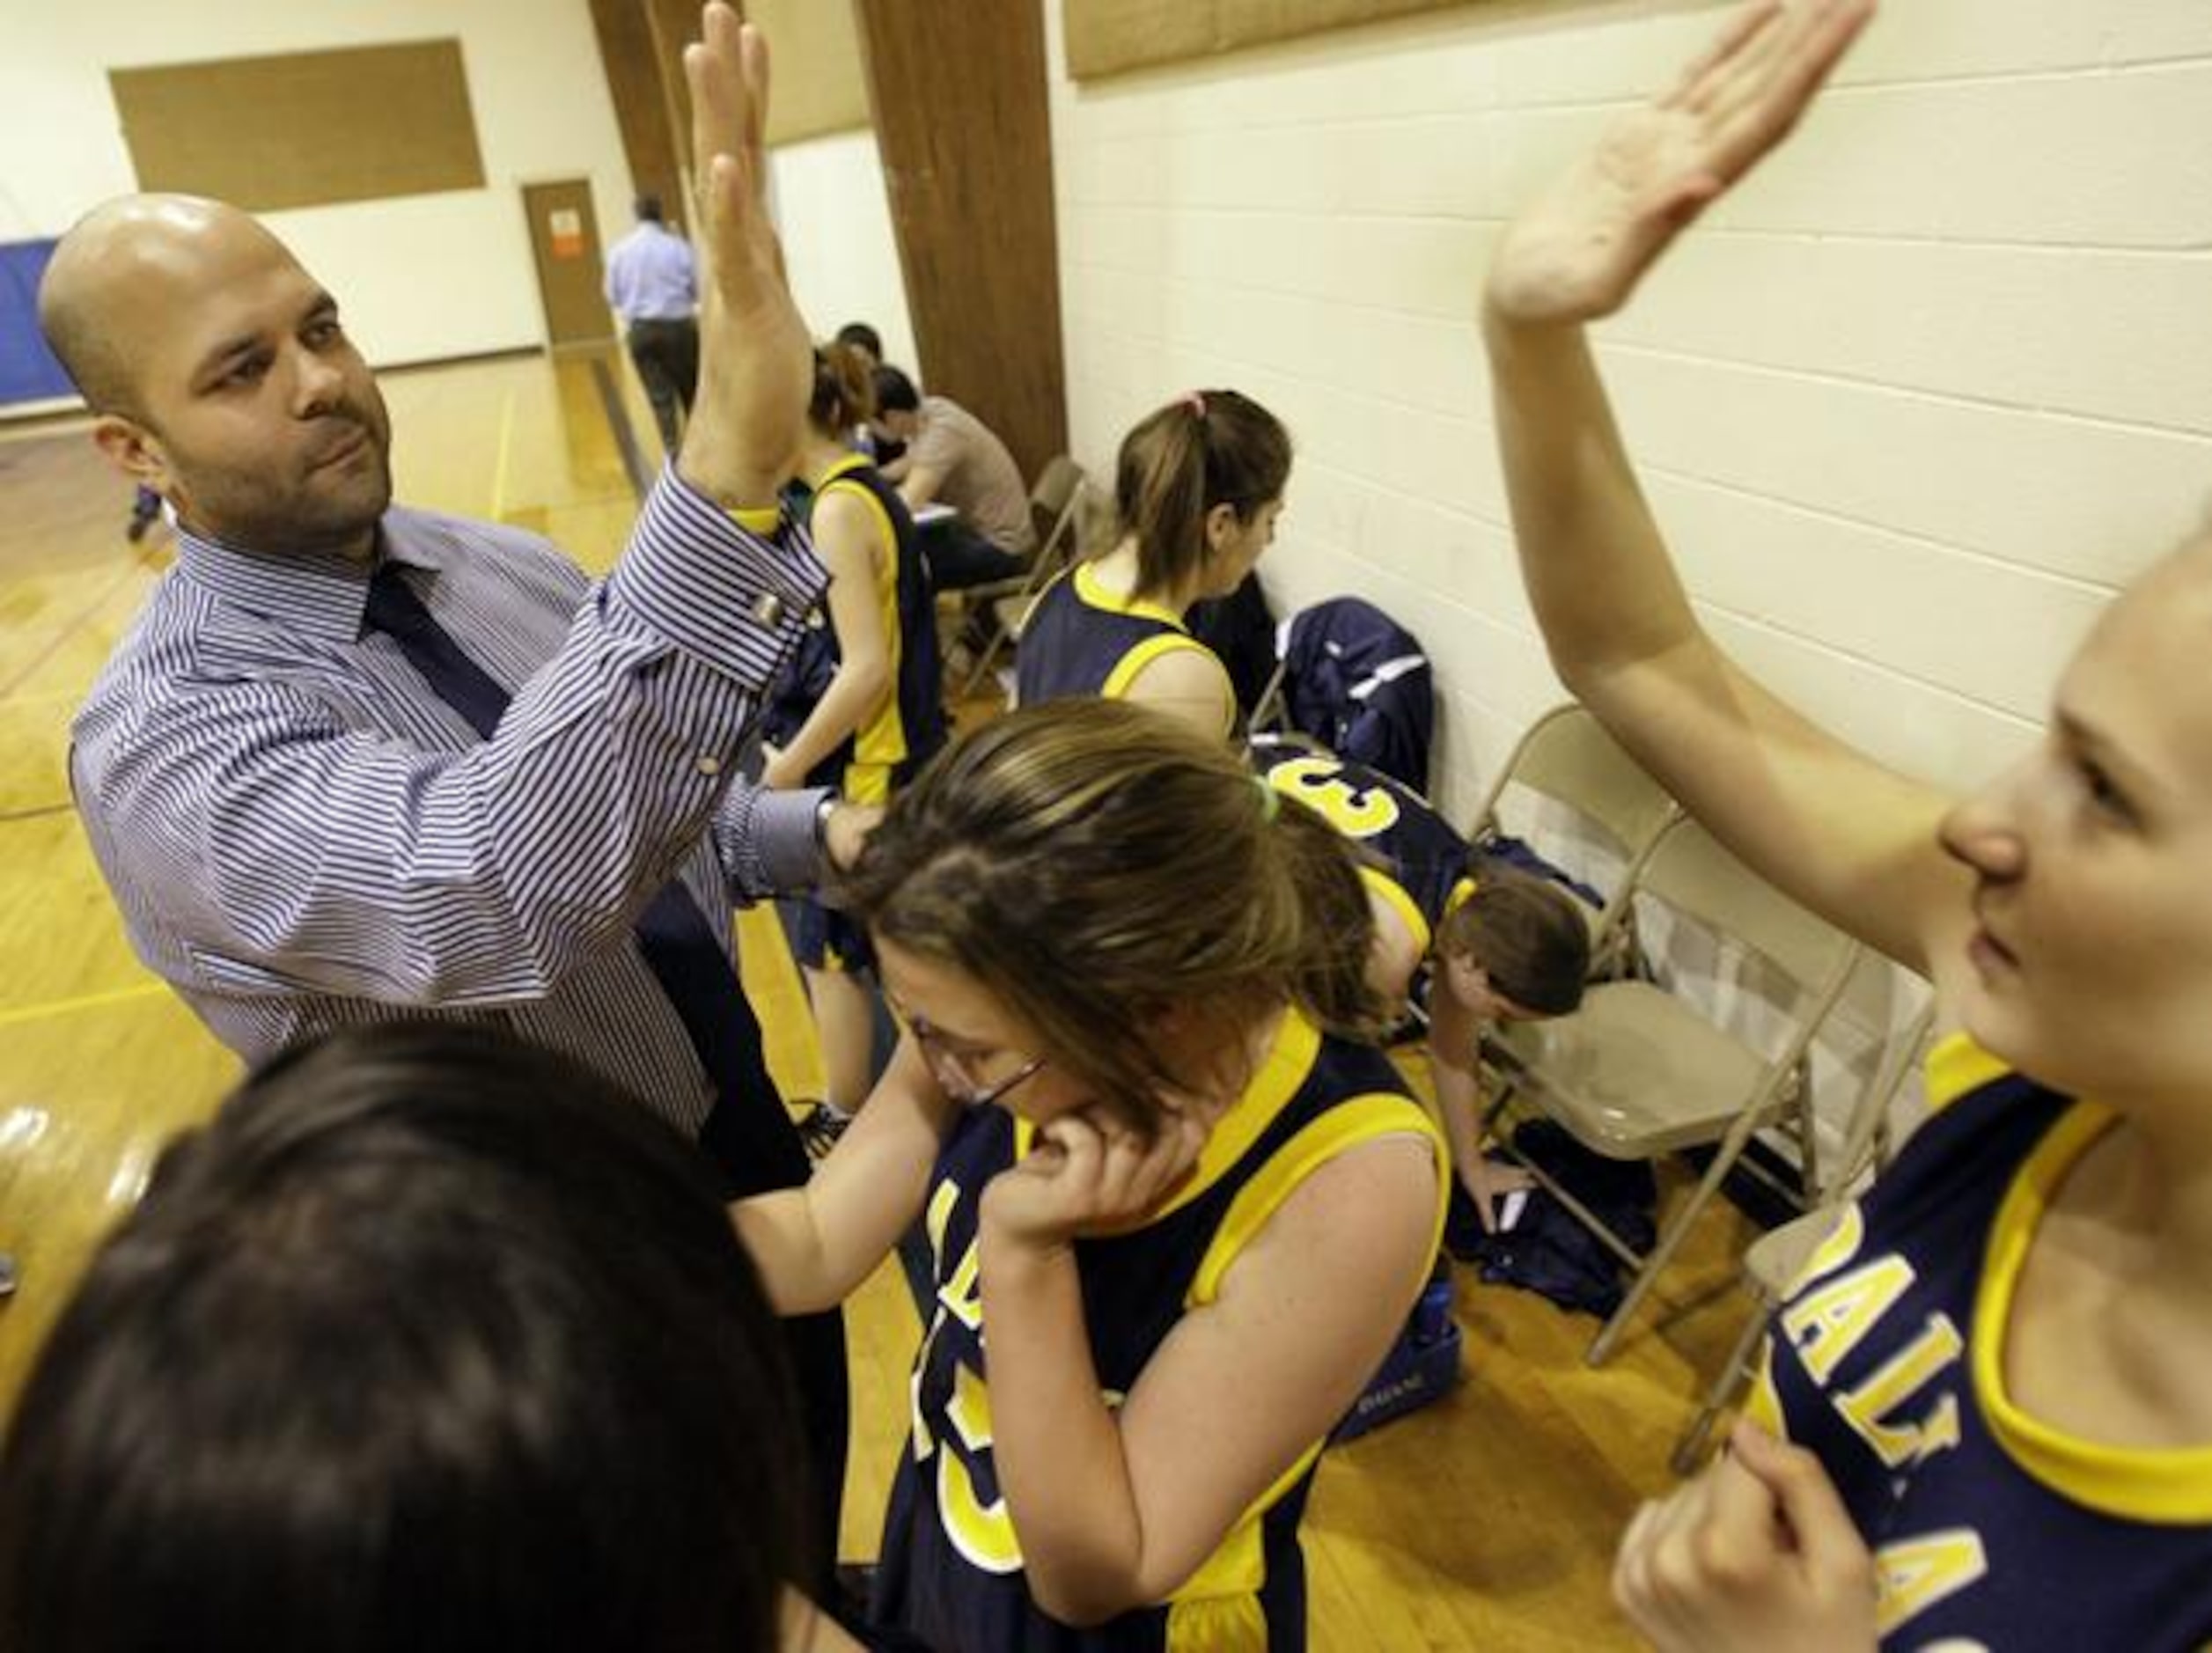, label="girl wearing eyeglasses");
[735,697,1446,1652]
